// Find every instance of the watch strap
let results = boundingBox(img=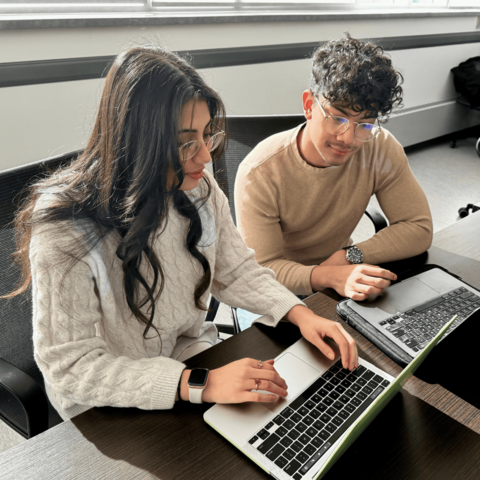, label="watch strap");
[188,386,204,404]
